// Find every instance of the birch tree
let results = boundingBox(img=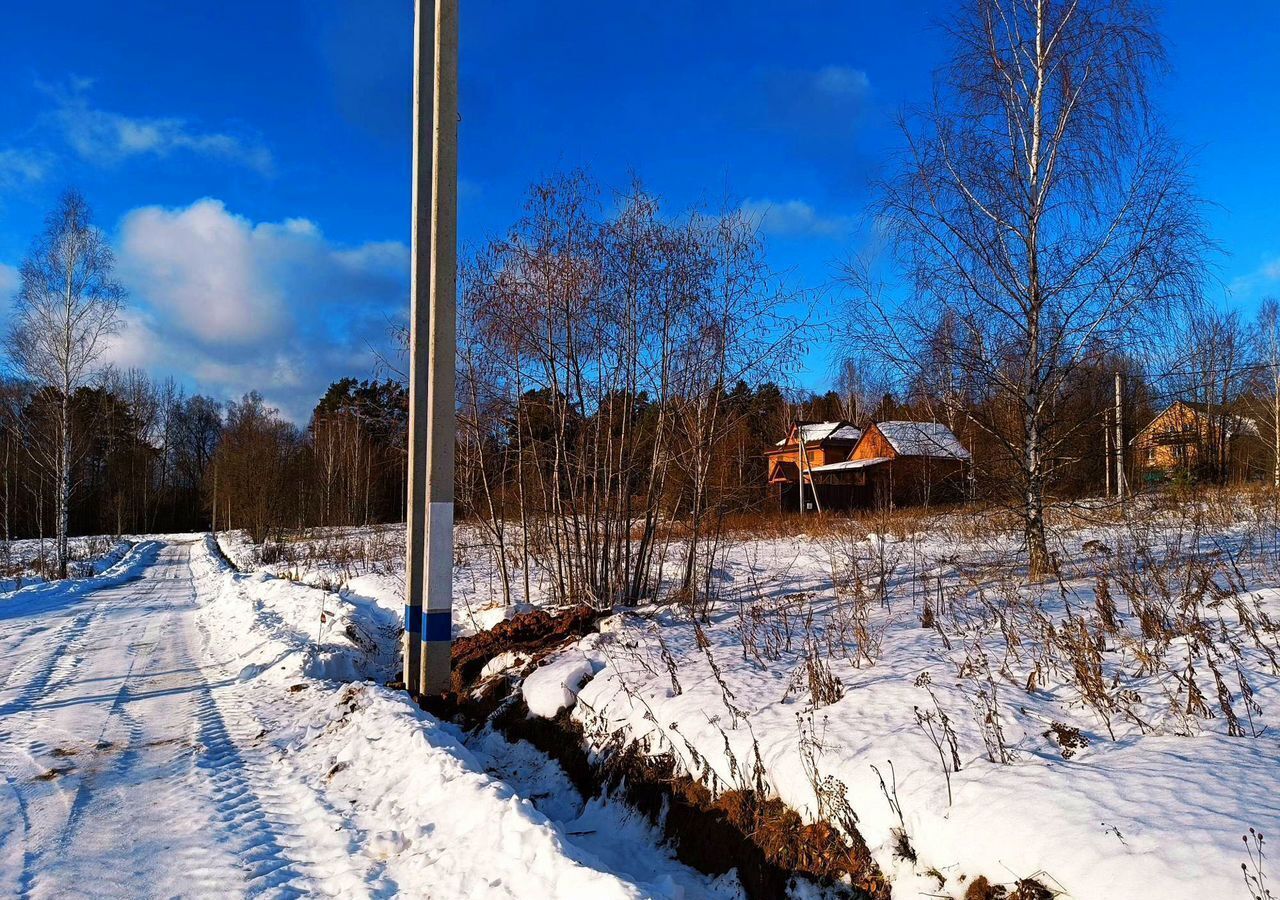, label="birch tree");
[7,190,124,577]
[850,0,1205,577]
